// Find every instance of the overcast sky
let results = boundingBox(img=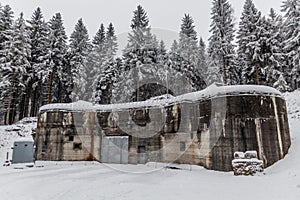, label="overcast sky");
[1,0,283,53]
